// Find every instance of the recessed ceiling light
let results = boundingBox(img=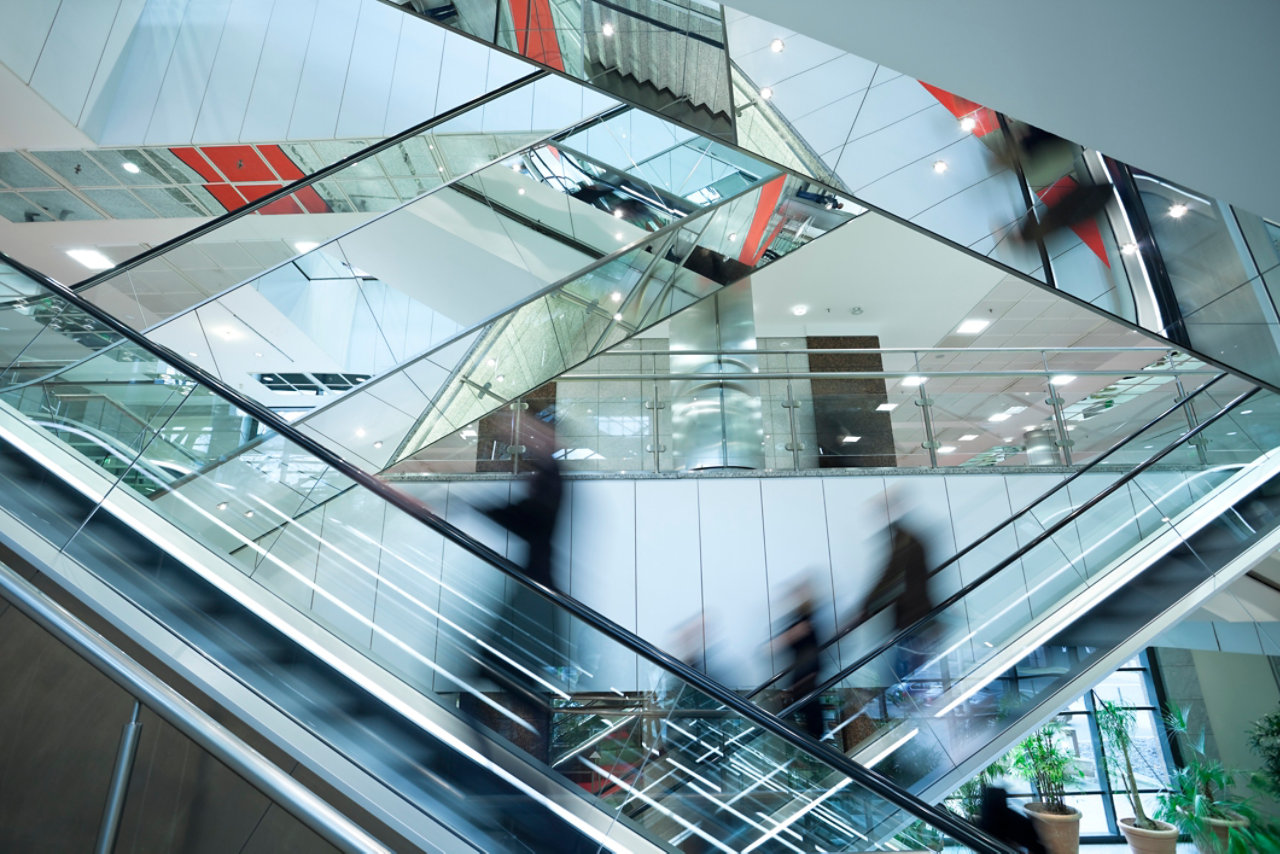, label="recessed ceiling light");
[876,403,897,412]
[791,305,808,316]
[613,312,623,321]
[932,160,948,174]
[988,412,1012,422]
[1022,424,1038,432]
[355,427,366,437]
[727,232,738,242]
[373,441,383,448]
[510,160,522,171]
[610,291,623,302]
[517,188,525,195]
[613,209,623,218]
[956,318,989,334]
[602,21,614,36]
[959,116,977,133]
[294,241,319,253]
[615,232,623,240]
[759,87,773,100]
[770,38,785,53]
[1241,409,1253,415]
[1050,374,1076,386]
[958,434,978,441]
[244,510,254,518]
[901,376,927,387]
[1121,242,1139,255]
[1004,437,1014,442]
[841,435,861,444]
[1168,203,1188,218]
[188,351,198,358]
[216,502,228,511]
[254,352,263,357]
[65,249,115,270]
[121,162,141,174]
[937,445,956,454]
[496,374,505,382]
